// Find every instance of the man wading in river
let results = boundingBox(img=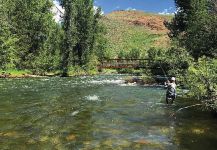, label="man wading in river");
[165,77,176,104]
